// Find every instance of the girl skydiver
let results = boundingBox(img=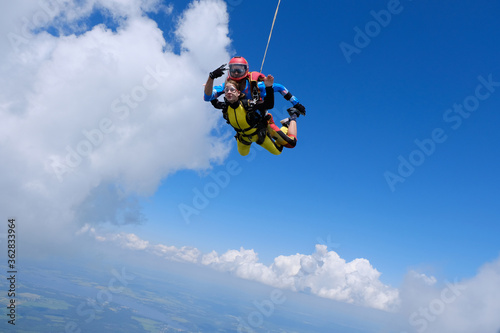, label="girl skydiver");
[211,76,301,156]
[209,75,274,156]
